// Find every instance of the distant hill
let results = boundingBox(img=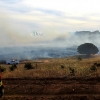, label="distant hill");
[75,30,100,36]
